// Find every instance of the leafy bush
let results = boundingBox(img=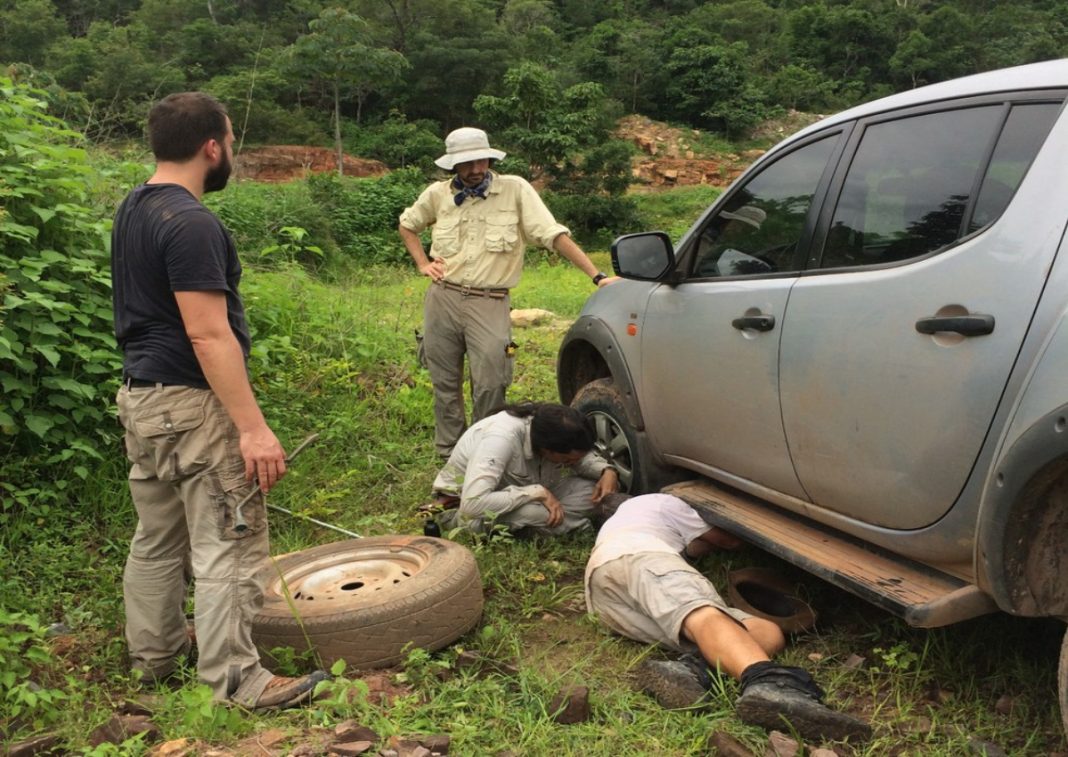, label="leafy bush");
[345,113,442,173]
[206,179,337,268]
[0,77,123,534]
[306,168,424,265]
[543,191,645,249]
[0,610,69,739]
